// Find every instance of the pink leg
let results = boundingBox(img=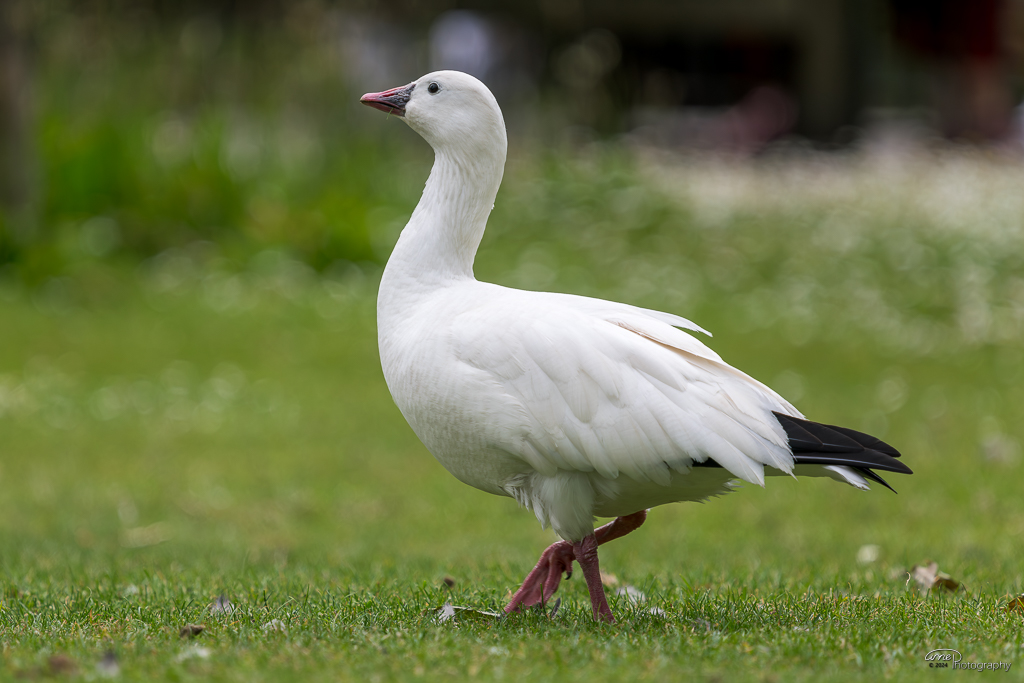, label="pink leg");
[573,533,613,622]
[503,510,647,619]
[594,509,647,545]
